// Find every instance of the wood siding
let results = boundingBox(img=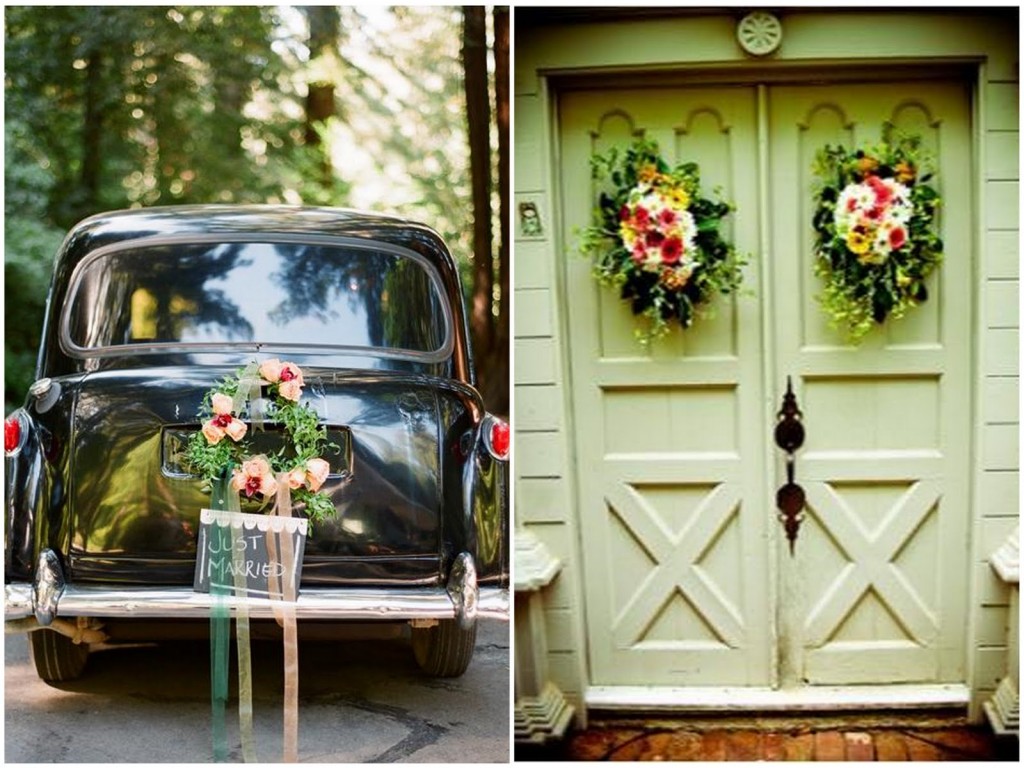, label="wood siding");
[972,56,1019,717]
